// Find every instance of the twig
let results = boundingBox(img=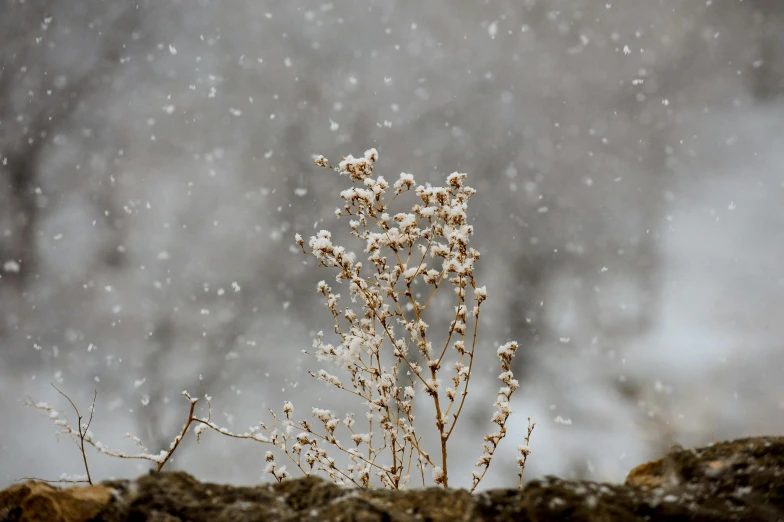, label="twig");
[517,418,535,490]
[26,389,201,475]
[51,385,96,485]
[156,391,199,471]
[16,474,90,485]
